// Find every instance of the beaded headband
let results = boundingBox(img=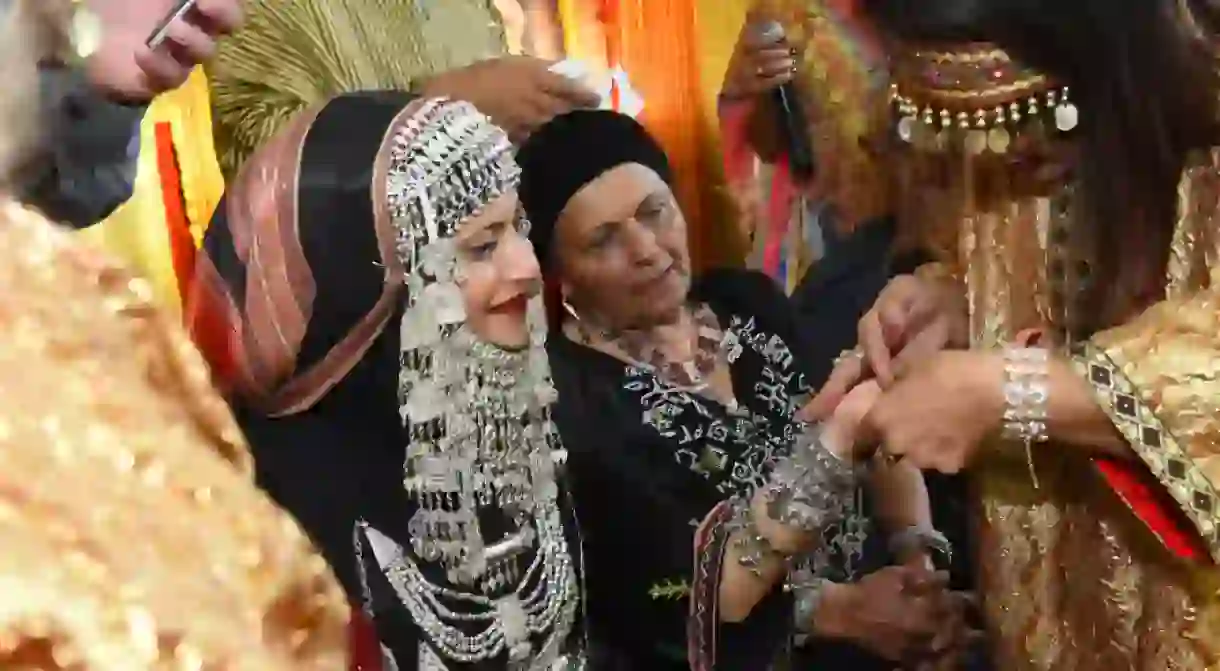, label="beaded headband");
[890,42,1079,155]
[387,98,521,246]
